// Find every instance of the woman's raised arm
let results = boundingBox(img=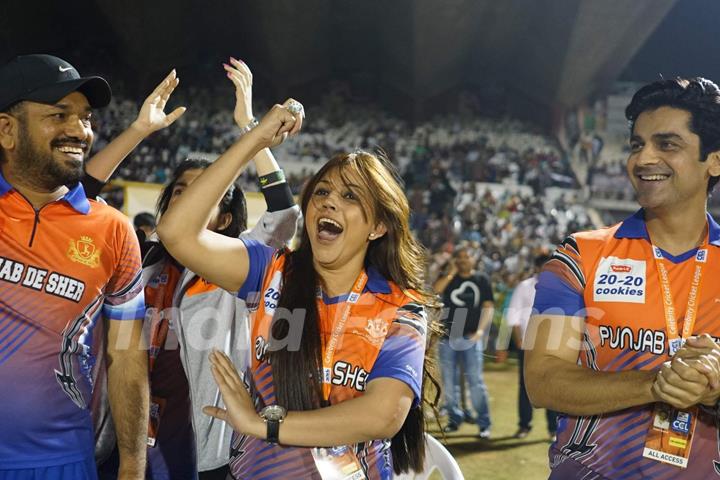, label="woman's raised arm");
[85,70,185,185]
[157,102,300,291]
